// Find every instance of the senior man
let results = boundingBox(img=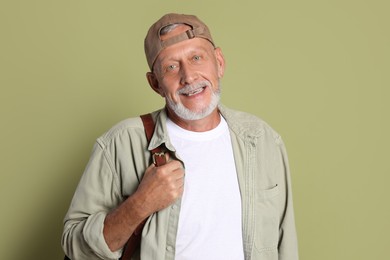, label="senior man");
[62,13,299,260]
